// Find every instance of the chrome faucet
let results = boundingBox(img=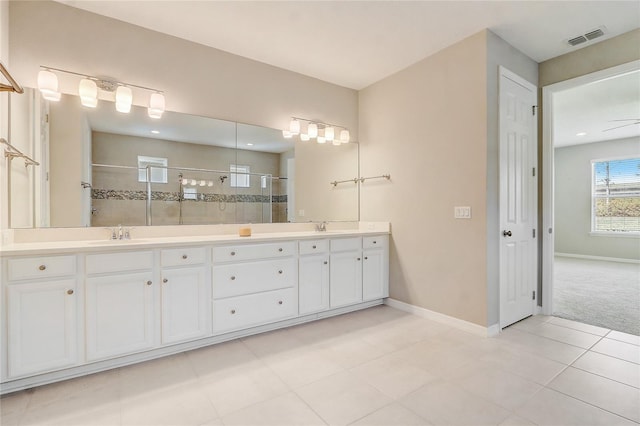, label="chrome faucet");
[315,221,328,232]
